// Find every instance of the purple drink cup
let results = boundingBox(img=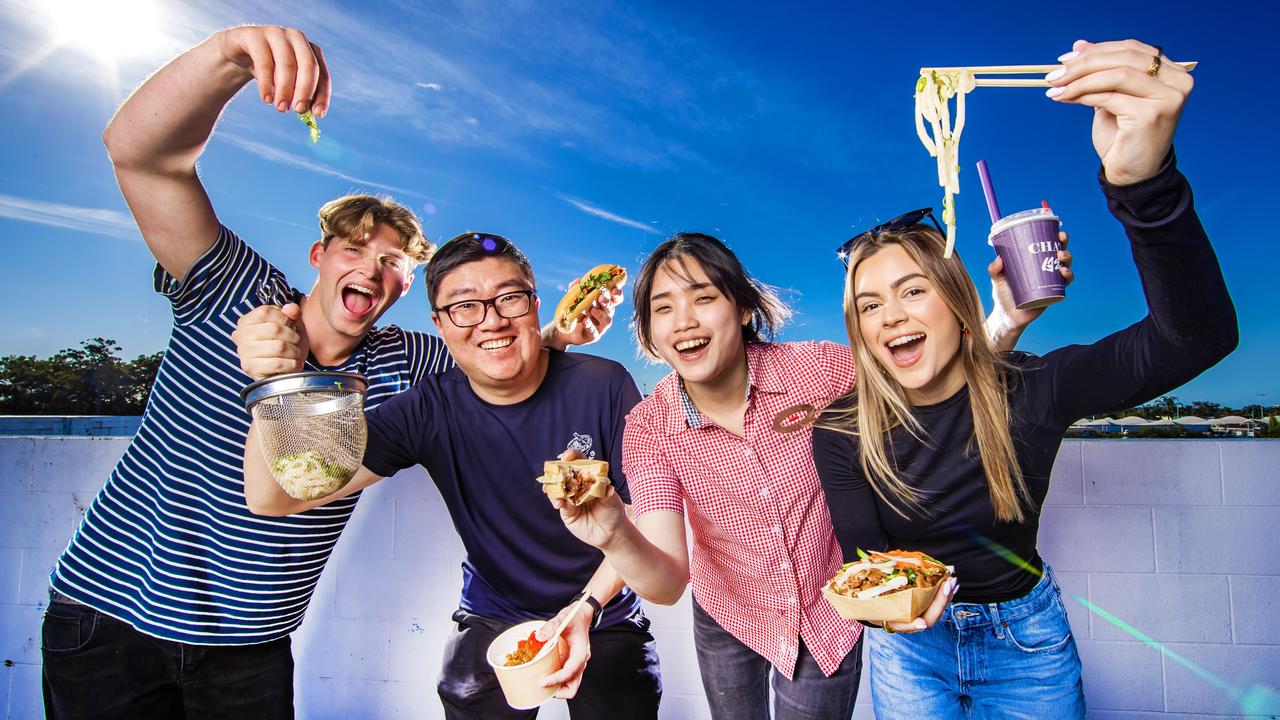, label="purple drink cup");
[987,209,1065,310]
